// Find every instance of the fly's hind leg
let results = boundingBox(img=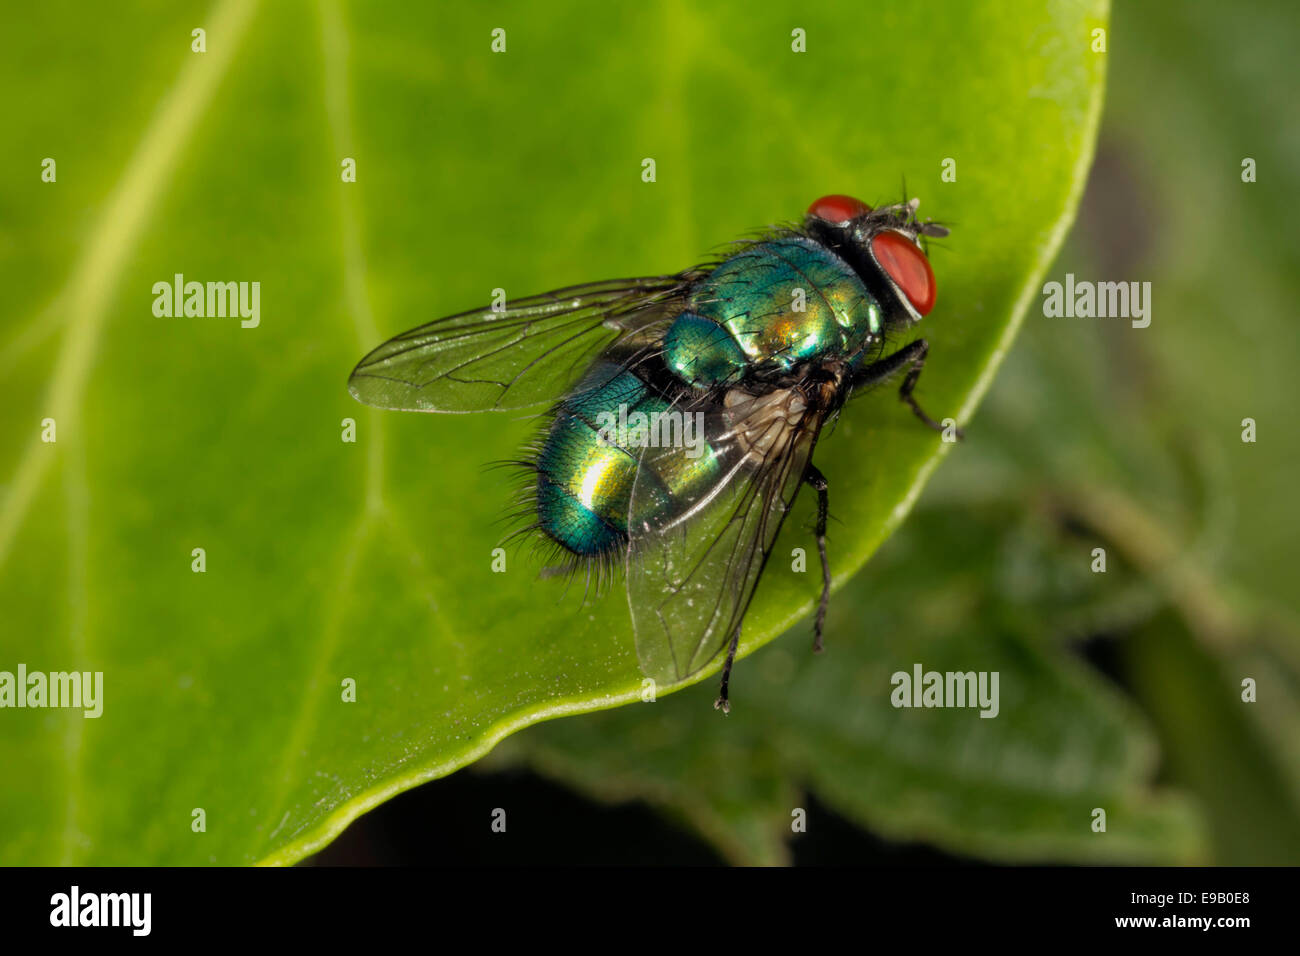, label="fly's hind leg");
[715,457,829,709]
[714,624,742,715]
[853,338,964,440]
[804,463,831,654]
